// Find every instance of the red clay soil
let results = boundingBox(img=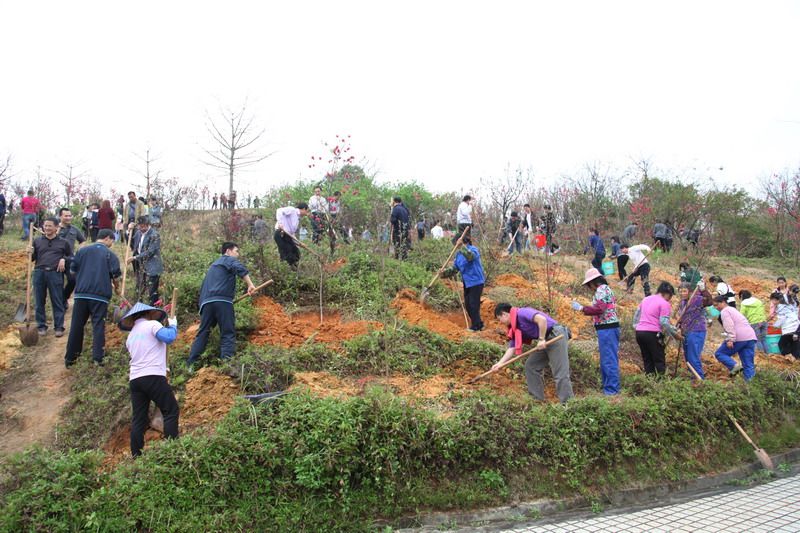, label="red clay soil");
[181,367,240,430]
[730,275,776,298]
[250,296,382,348]
[323,257,347,273]
[0,250,28,280]
[391,289,464,341]
[103,424,162,466]
[0,325,23,371]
